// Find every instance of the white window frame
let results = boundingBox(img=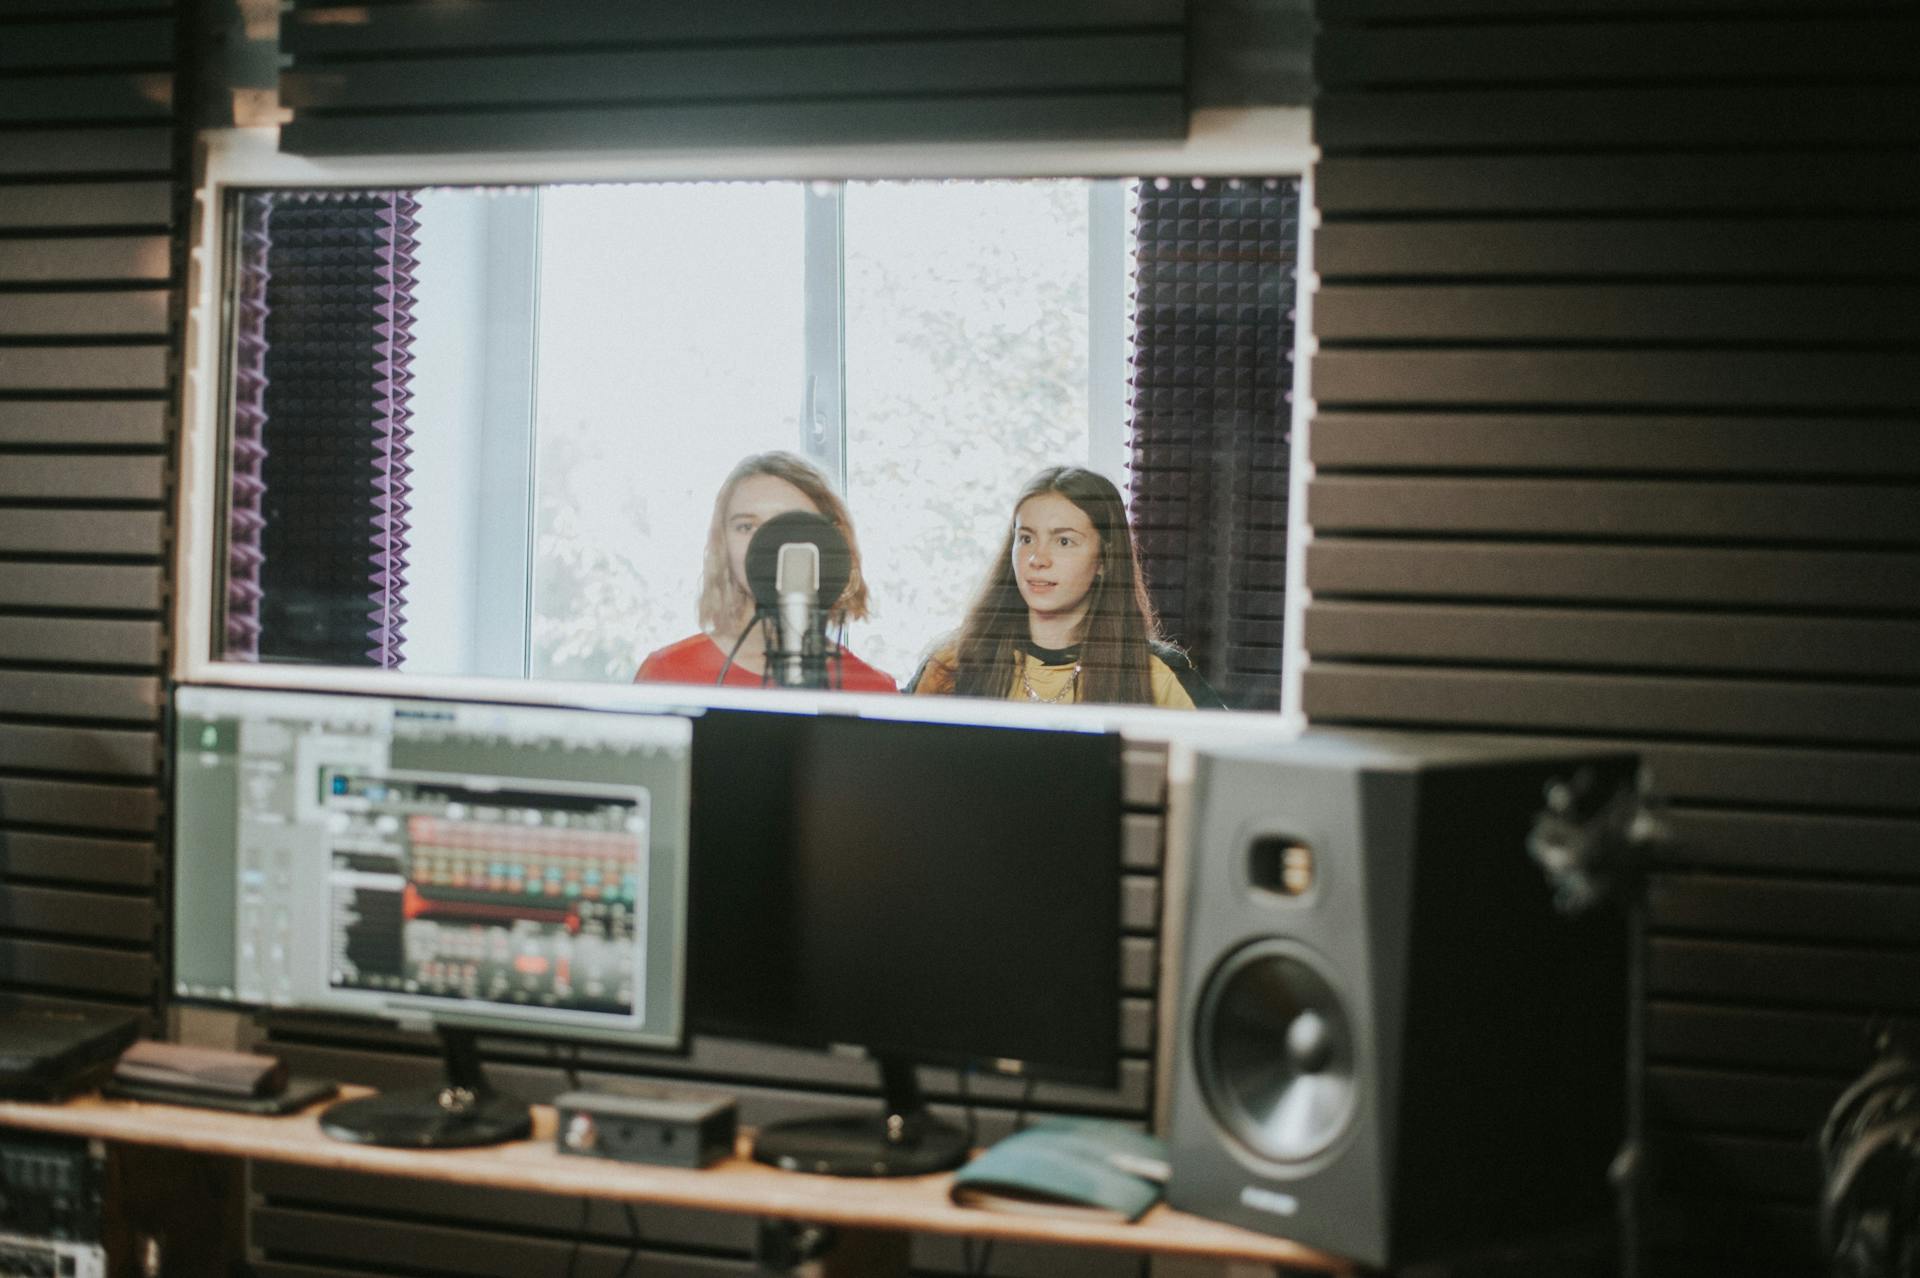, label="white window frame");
[176,109,1315,738]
